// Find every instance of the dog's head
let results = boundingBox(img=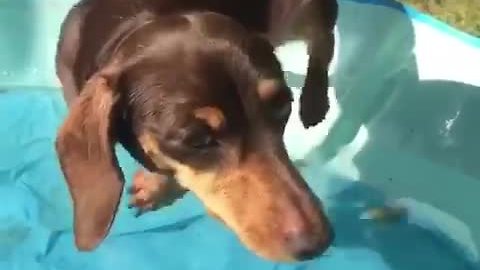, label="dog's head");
[56,12,333,262]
